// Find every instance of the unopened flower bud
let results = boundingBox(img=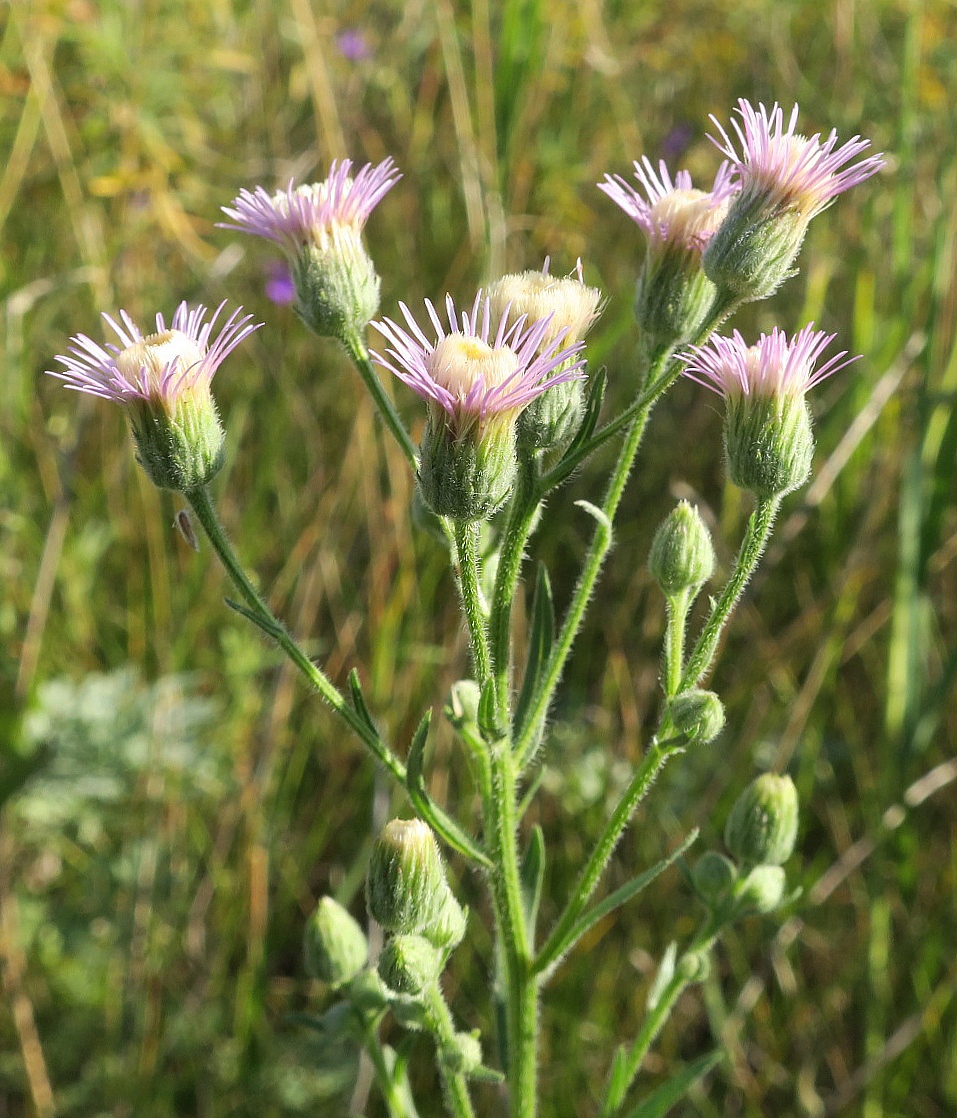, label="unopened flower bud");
[345,969,390,1013]
[676,950,711,984]
[733,864,787,916]
[725,773,800,867]
[648,501,715,596]
[291,238,381,340]
[424,892,467,951]
[303,897,368,987]
[669,689,725,745]
[691,851,738,907]
[441,1031,483,1076]
[367,819,449,935]
[703,201,806,303]
[377,934,443,996]
[445,679,482,730]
